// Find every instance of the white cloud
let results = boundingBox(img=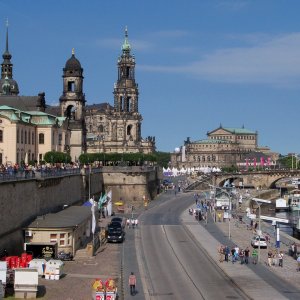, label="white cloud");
[139,32,300,88]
